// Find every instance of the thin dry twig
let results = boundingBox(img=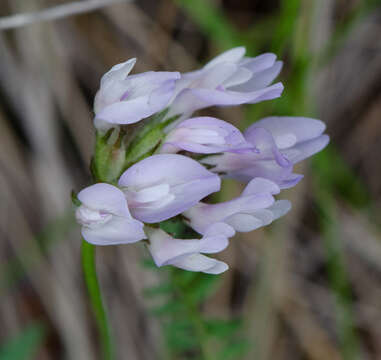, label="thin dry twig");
[0,0,131,30]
